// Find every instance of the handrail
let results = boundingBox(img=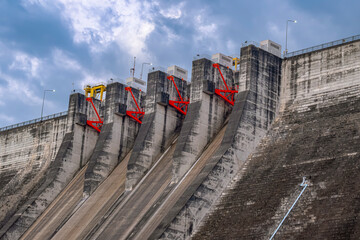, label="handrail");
[269,177,308,239]
[241,41,260,48]
[148,66,166,73]
[284,34,360,58]
[0,111,68,132]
